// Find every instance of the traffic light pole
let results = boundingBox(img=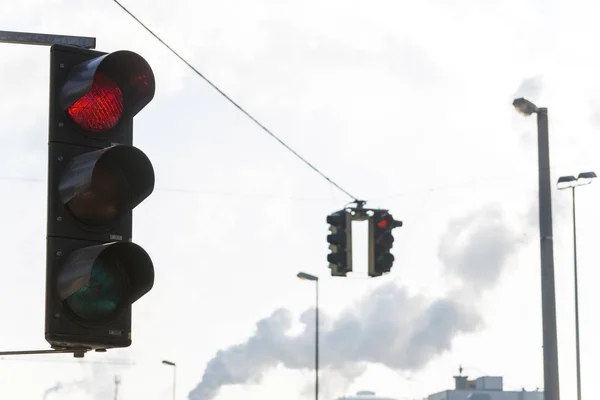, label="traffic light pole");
[0,30,95,49]
[0,348,90,357]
